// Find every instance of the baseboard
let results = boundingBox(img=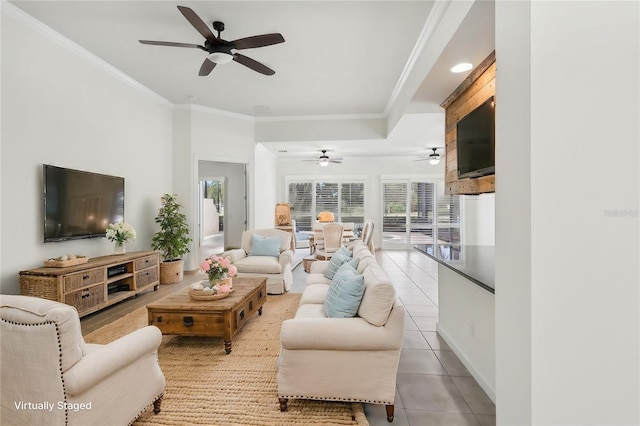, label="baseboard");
[436,325,496,403]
